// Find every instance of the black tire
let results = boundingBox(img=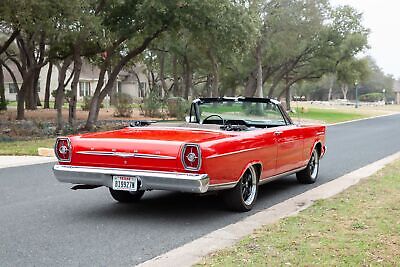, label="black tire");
[296,148,320,184]
[222,165,259,212]
[109,188,145,203]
